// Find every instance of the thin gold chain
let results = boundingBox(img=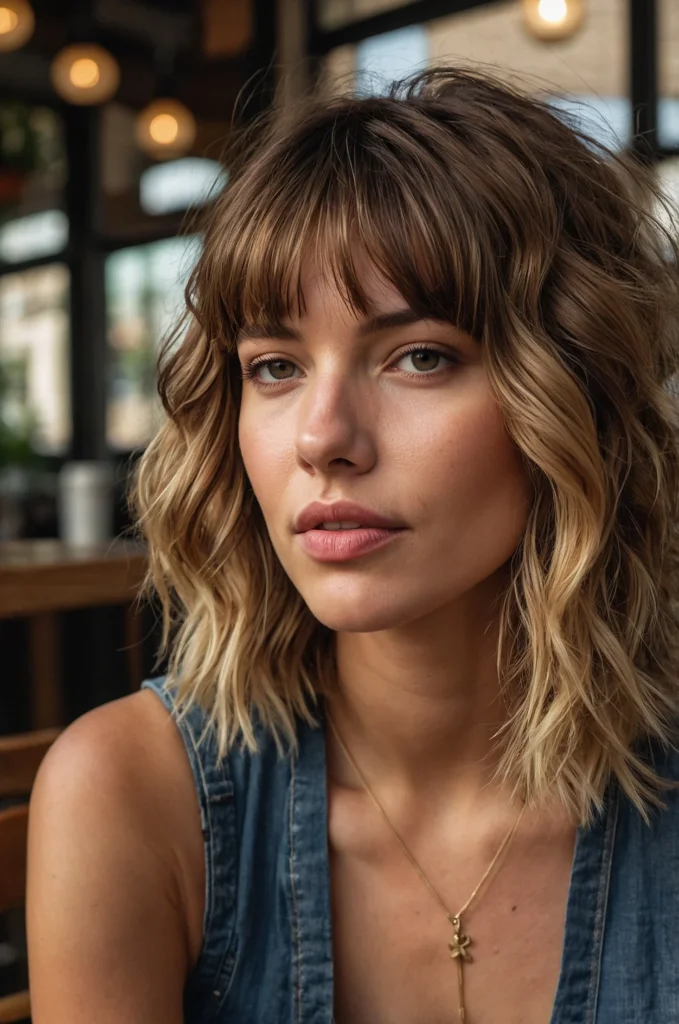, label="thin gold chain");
[327,712,526,1023]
